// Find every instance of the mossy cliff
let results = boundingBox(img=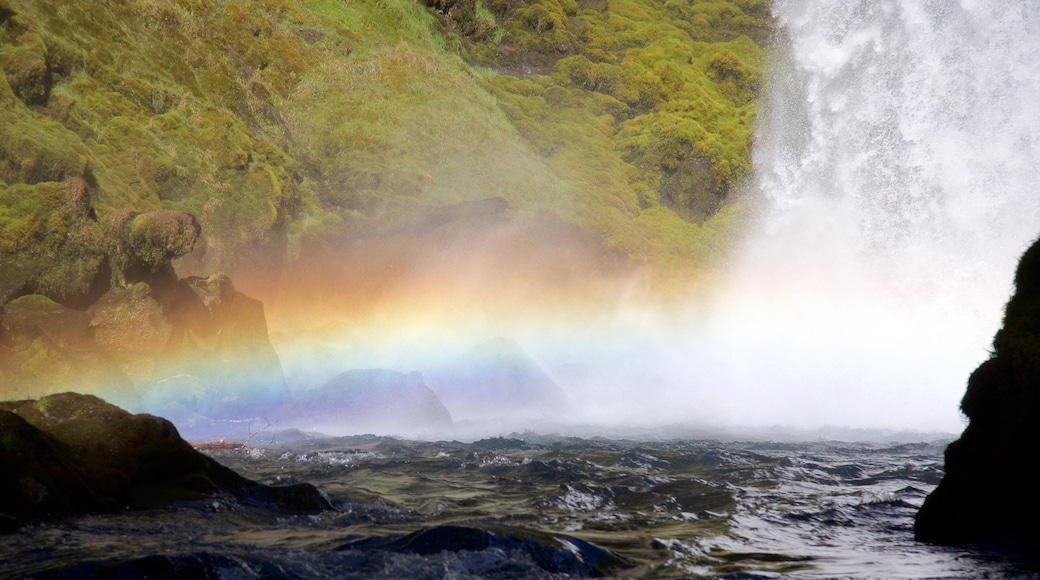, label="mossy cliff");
[0,190,286,417]
[0,0,769,305]
[916,237,1040,545]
